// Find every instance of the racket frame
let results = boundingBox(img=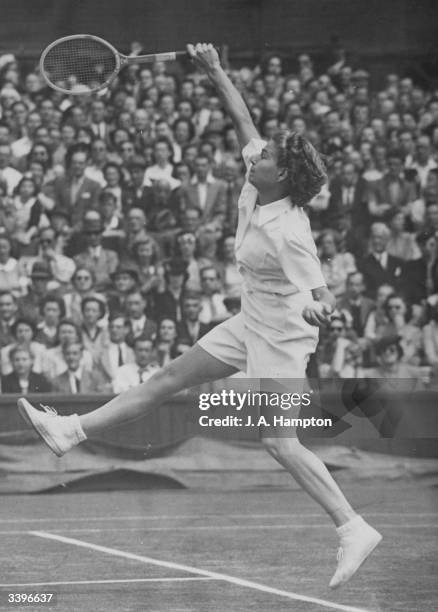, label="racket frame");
[40,34,185,94]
